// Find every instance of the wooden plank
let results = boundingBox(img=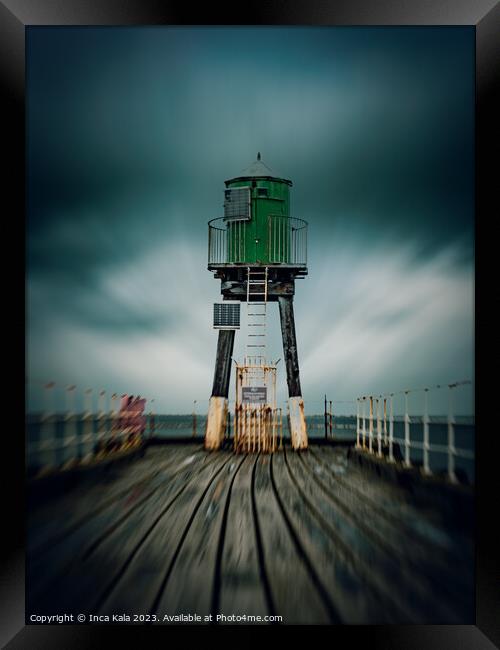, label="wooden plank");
[97,451,233,617]
[286,448,460,622]
[314,444,475,584]
[252,453,330,624]
[308,445,473,618]
[273,449,395,623]
[316,445,468,539]
[28,445,201,554]
[308,446,465,560]
[316,445,415,509]
[152,455,248,620]
[28,447,212,612]
[217,454,269,622]
[28,445,200,559]
[26,442,473,624]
